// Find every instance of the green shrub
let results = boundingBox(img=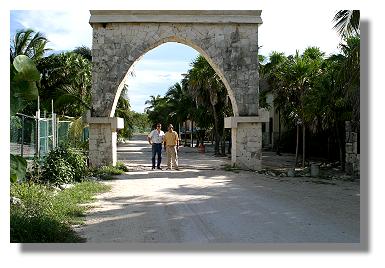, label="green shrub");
[91,162,128,180]
[116,161,129,172]
[9,182,80,242]
[64,147,88,182]
[41,145,87,185]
